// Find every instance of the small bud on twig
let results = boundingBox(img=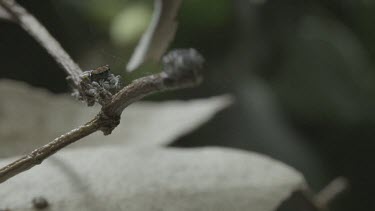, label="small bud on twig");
[162,48,204,88]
